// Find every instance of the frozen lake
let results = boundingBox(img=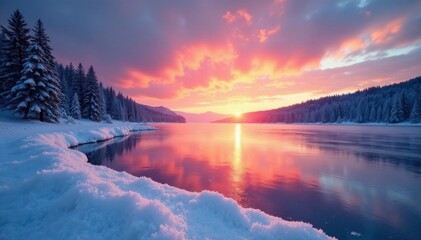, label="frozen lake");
[75,123,421,240]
